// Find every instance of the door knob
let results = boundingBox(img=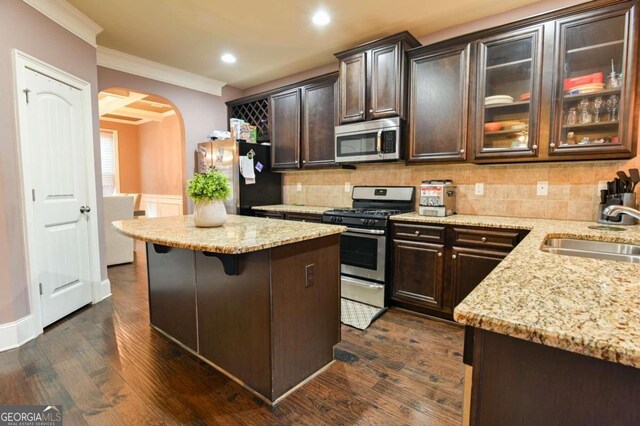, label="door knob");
[80,205,91,213]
